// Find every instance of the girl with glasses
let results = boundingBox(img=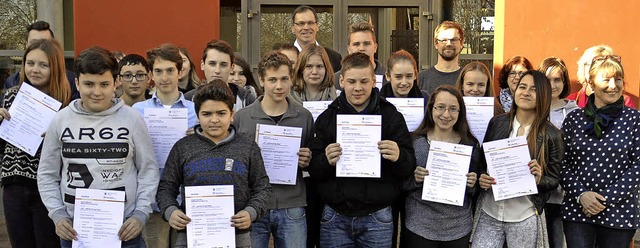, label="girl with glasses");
[403,85,481,248]
[472,70,563,248]
[497,56,533,112]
